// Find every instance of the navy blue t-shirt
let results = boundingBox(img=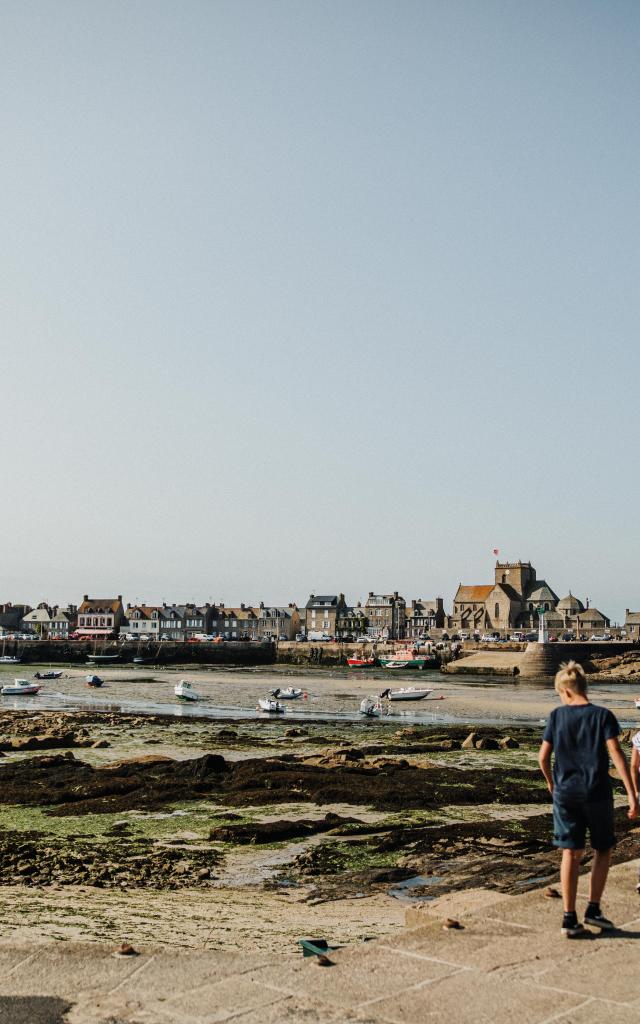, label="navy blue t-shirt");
[542,703,620,800]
